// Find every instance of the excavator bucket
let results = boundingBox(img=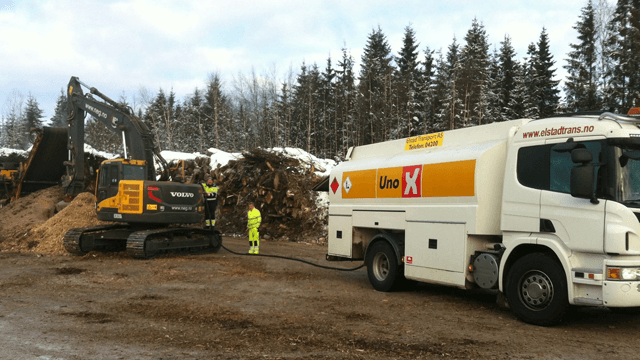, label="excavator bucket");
[13,127,68,199]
